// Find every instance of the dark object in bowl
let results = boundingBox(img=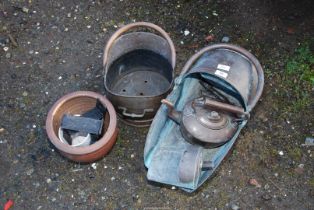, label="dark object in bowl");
[61,114,104,135]
[46,91,118,163]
